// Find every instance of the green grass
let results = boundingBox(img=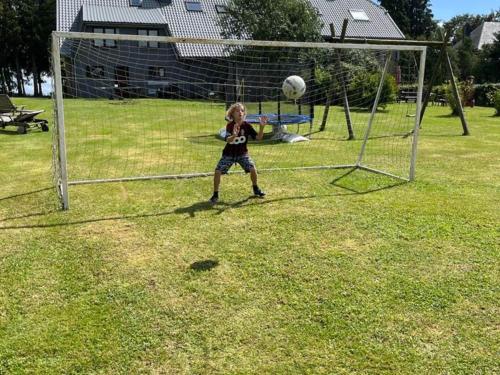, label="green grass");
[0,98,499,374]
